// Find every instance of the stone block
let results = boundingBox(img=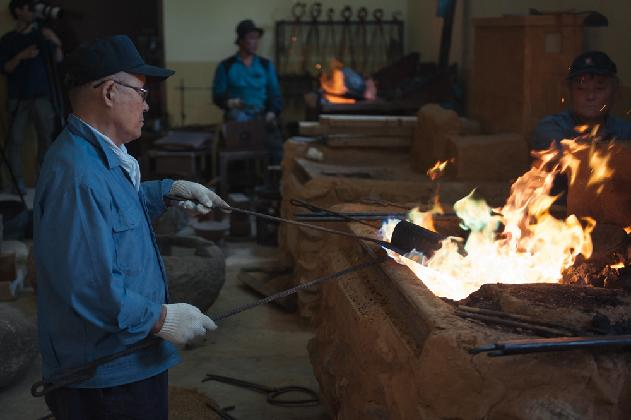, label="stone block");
[446,132,529,181]
[157,235,226,312]
[411,104,462,173]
